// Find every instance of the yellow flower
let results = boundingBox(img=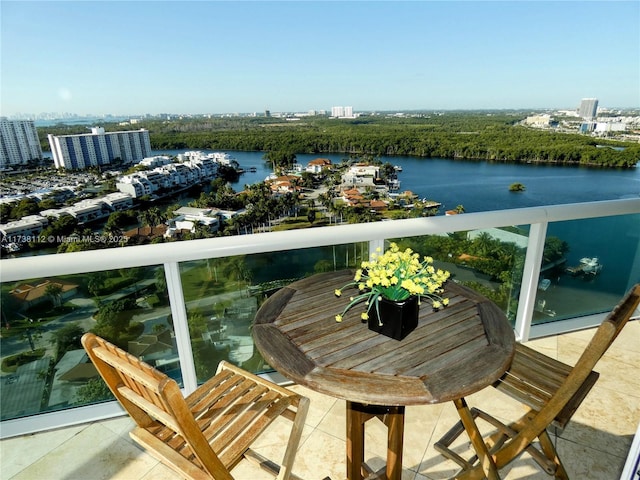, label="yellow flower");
[334,289,342,297]
[335,314,343,322]
[334,242,450,325]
